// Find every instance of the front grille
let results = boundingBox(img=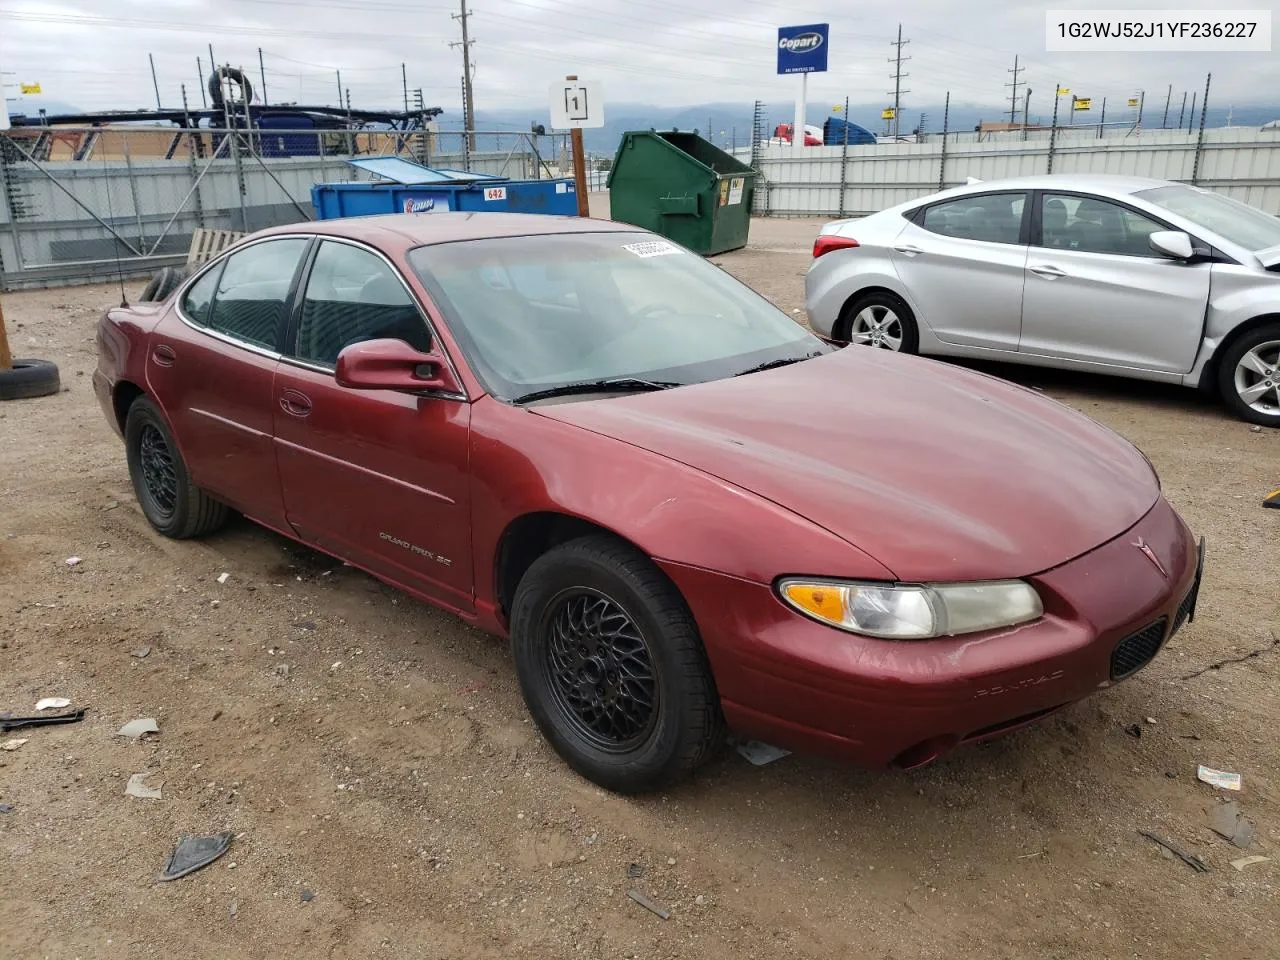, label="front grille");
[1171,587,1195,636]
[1110,618,1169,681]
